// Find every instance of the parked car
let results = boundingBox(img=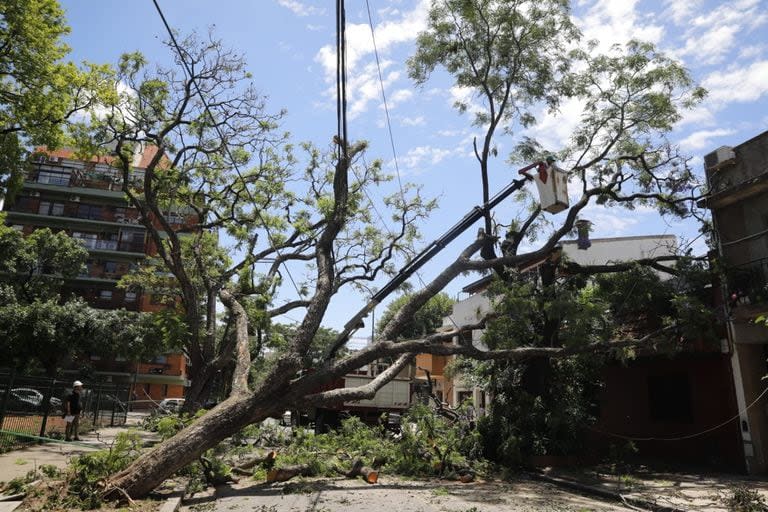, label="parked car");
[158,398,185,413]
[8,388,62,412]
